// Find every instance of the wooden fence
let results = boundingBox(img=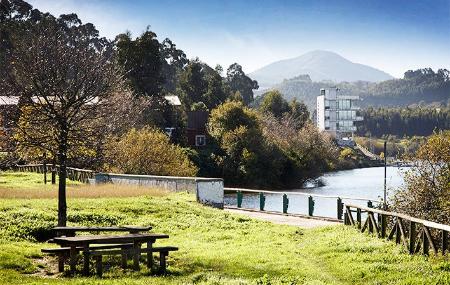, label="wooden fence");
[344,204,449,256]
[15,164,94,183]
